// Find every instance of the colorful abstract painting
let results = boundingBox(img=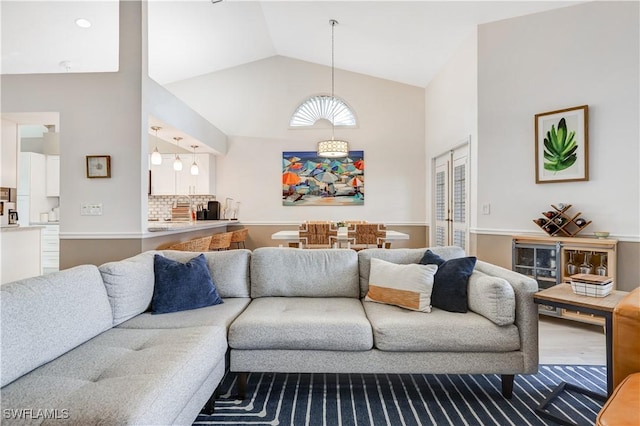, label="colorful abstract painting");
[282,151,364,206]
